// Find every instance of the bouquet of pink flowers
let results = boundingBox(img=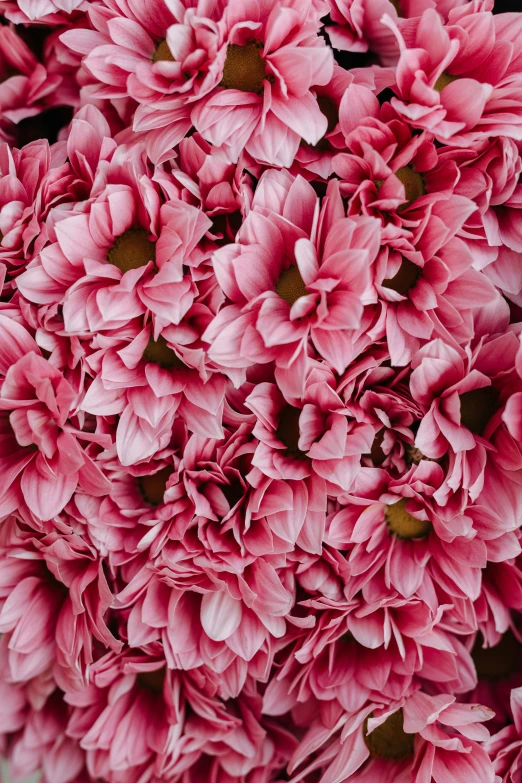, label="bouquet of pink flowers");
[1,0,522,780]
